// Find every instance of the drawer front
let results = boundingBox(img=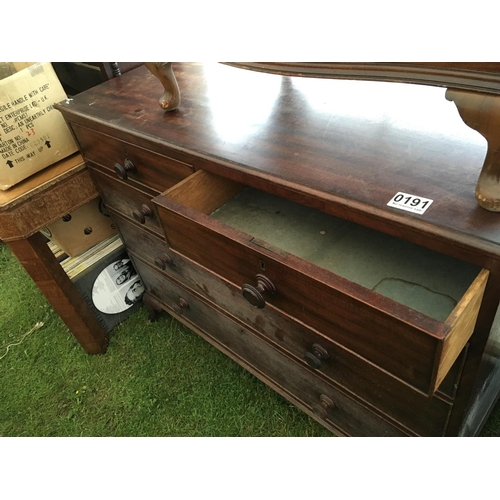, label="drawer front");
[154,171,488,396]
[115,213,453,435]
[71,122,194,192]
[135,259,407,437]
[90,167,164,237]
